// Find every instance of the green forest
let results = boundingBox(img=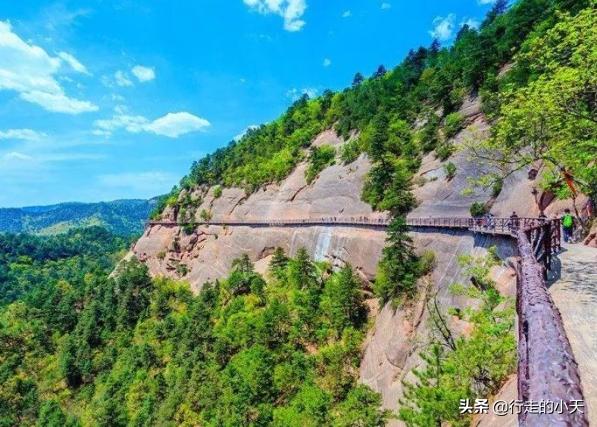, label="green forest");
[1,230,388,425]
[0,227,513,426]
[1,0,595,425]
